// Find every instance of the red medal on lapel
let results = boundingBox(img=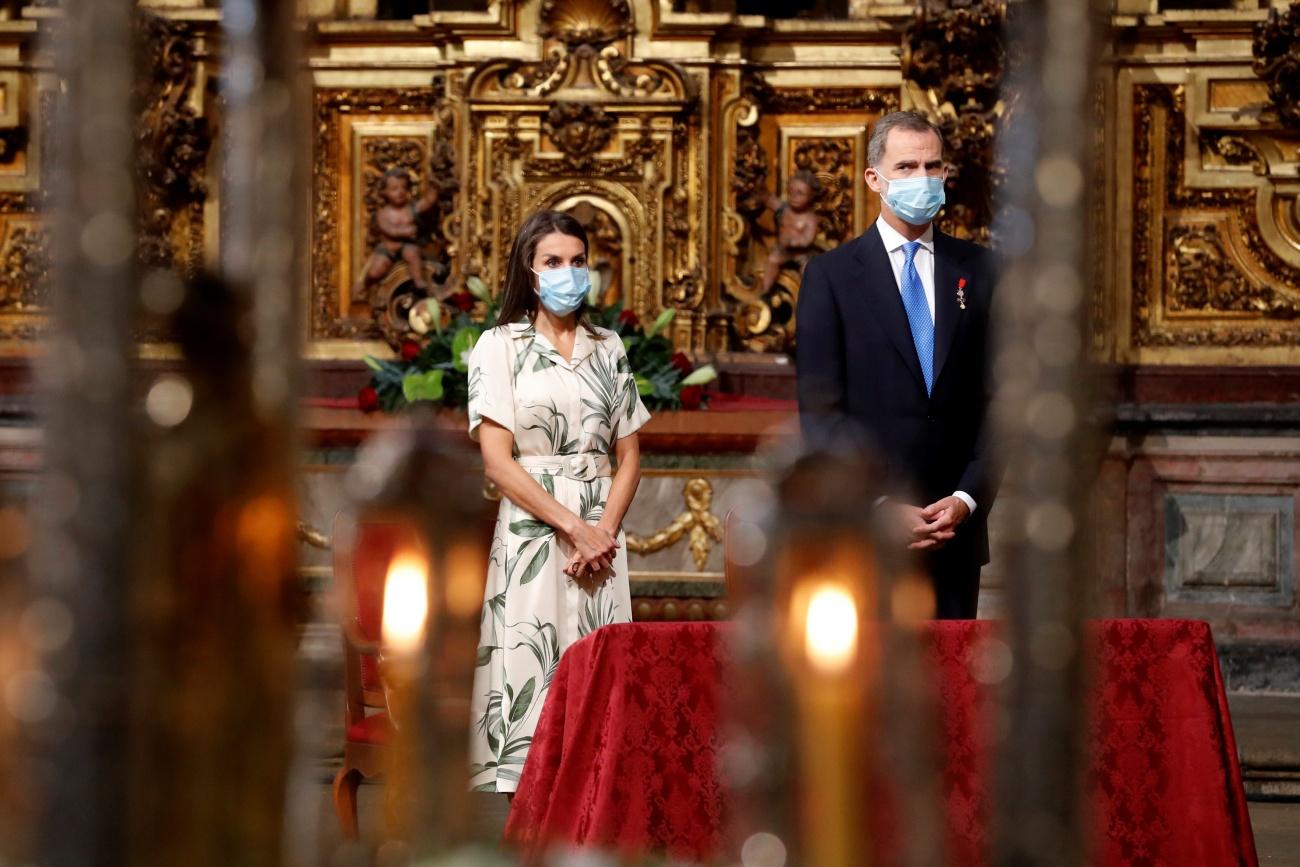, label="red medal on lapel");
[956,277,967,310]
